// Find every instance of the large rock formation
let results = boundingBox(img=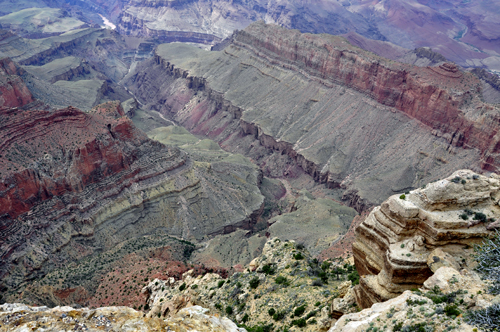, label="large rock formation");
[352,169,500,308]
[0,62,264,303]
[73,0,500,71]
[124,21,498,211]
[0,57,34,109]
